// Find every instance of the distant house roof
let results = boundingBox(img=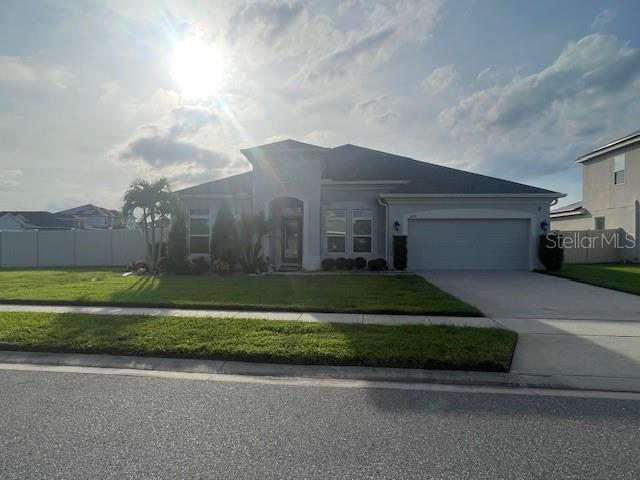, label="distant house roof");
[176,139,563,198]
[576,129,640,163]
[175,171,253,196]
[550,201,586,218]
[55,204,119,217]
[0,211,70,229]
